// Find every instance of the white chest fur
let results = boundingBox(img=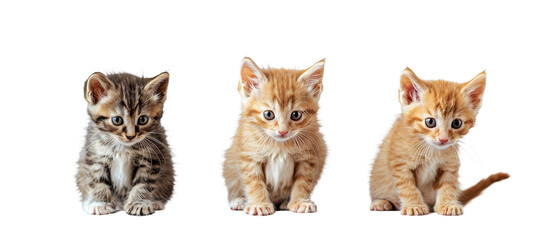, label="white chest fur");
[416,160,440,187]
[264,152,295,193]
[110,151,132,192]
[416,157,444,205]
